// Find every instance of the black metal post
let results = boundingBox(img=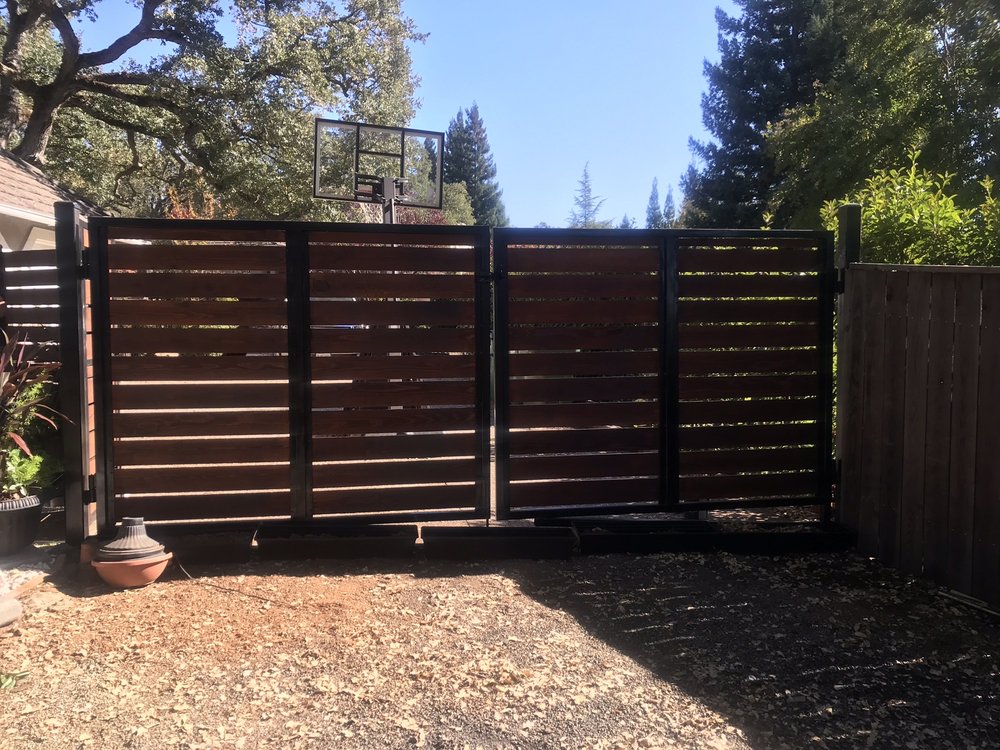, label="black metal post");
[818,232,838,524]
[474,228,492,519]
[54,202,89,544]
[660,232,681,510]
[382,177,396,225]
[834,203,862,523]
[493,230,511,520]
[89,221,113,535]
[285,229,313,522]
